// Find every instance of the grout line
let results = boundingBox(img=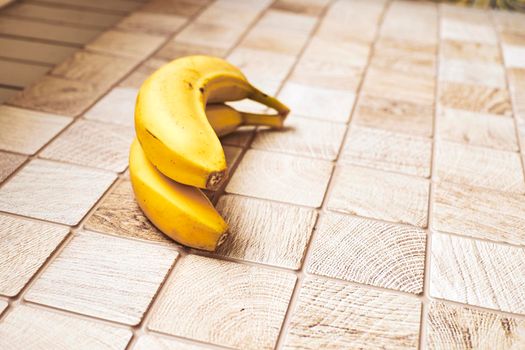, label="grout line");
[0,55,55,67]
